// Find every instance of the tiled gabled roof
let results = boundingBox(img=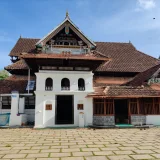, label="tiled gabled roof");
[5,59,29,70]
[8,38,160,72]
[9,38,39,56]
[127,63,160,86]
[0,75,36,94]
[95,42,159,72]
